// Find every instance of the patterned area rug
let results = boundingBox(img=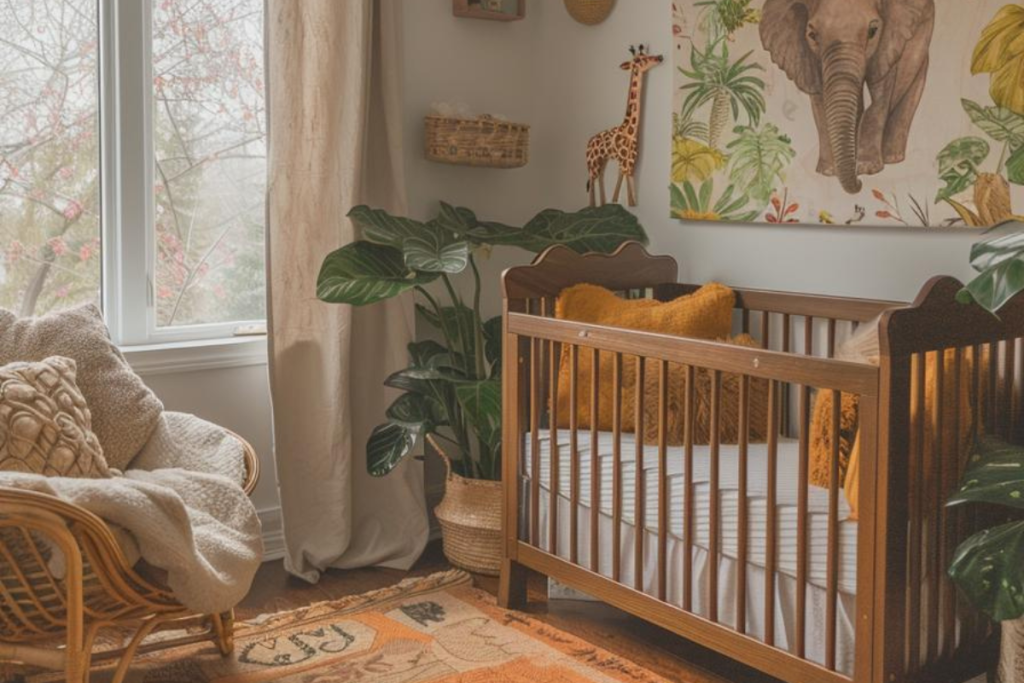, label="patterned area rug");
[90,570,672,682]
